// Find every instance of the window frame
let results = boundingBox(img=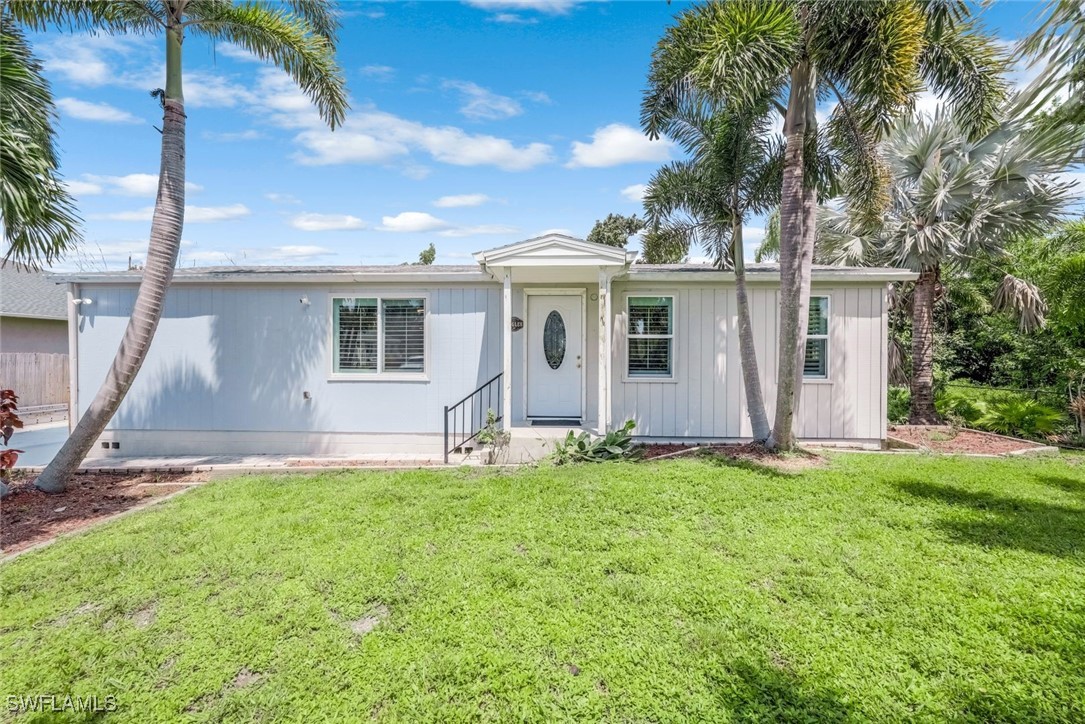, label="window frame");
[623,292,677,383]
[803,295,831,381]
[329,292,430,381]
